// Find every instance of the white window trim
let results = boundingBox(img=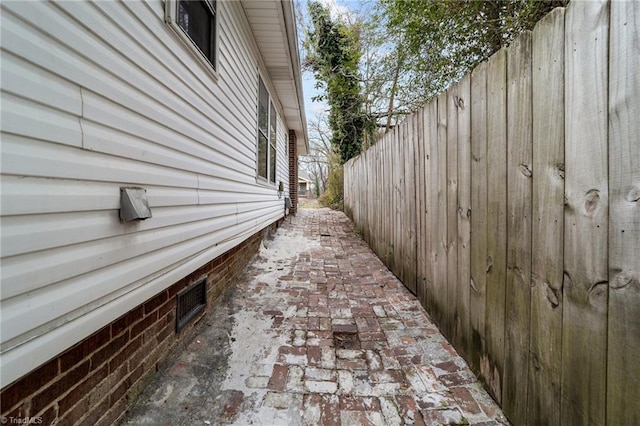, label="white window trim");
[165,0,219,81]
[257,75,279,186]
